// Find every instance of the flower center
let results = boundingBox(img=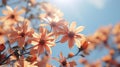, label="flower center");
[68,31,75,38]
[10,14,15,19]
[61,60,67,66]
[50,22,56,27]
[47,12,52,16]
[19,32,25,37]
[39,39,45,45]
[0,32,3,35]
